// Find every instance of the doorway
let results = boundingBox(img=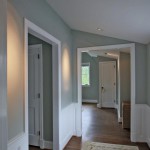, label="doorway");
[76,43,136,142]
[28,32,54,149]
[24,19,61,150]
[28,44,43,147]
